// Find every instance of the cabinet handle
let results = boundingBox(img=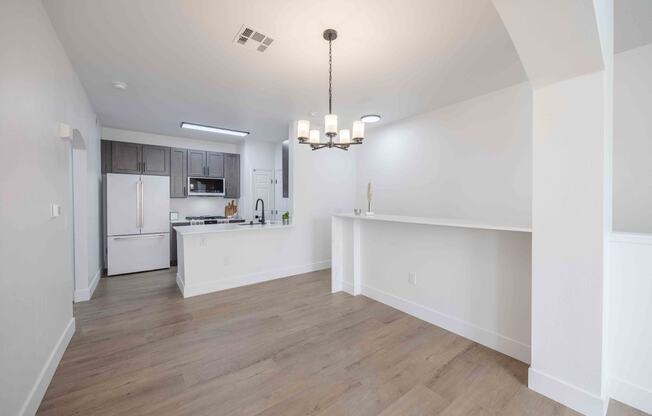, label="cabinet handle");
[143,161,146,171]
[183,185,186,196]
